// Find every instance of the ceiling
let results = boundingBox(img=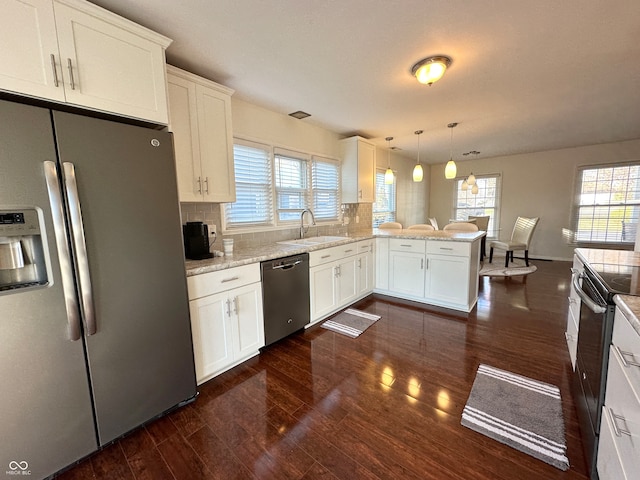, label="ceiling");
[92,0,640,165]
